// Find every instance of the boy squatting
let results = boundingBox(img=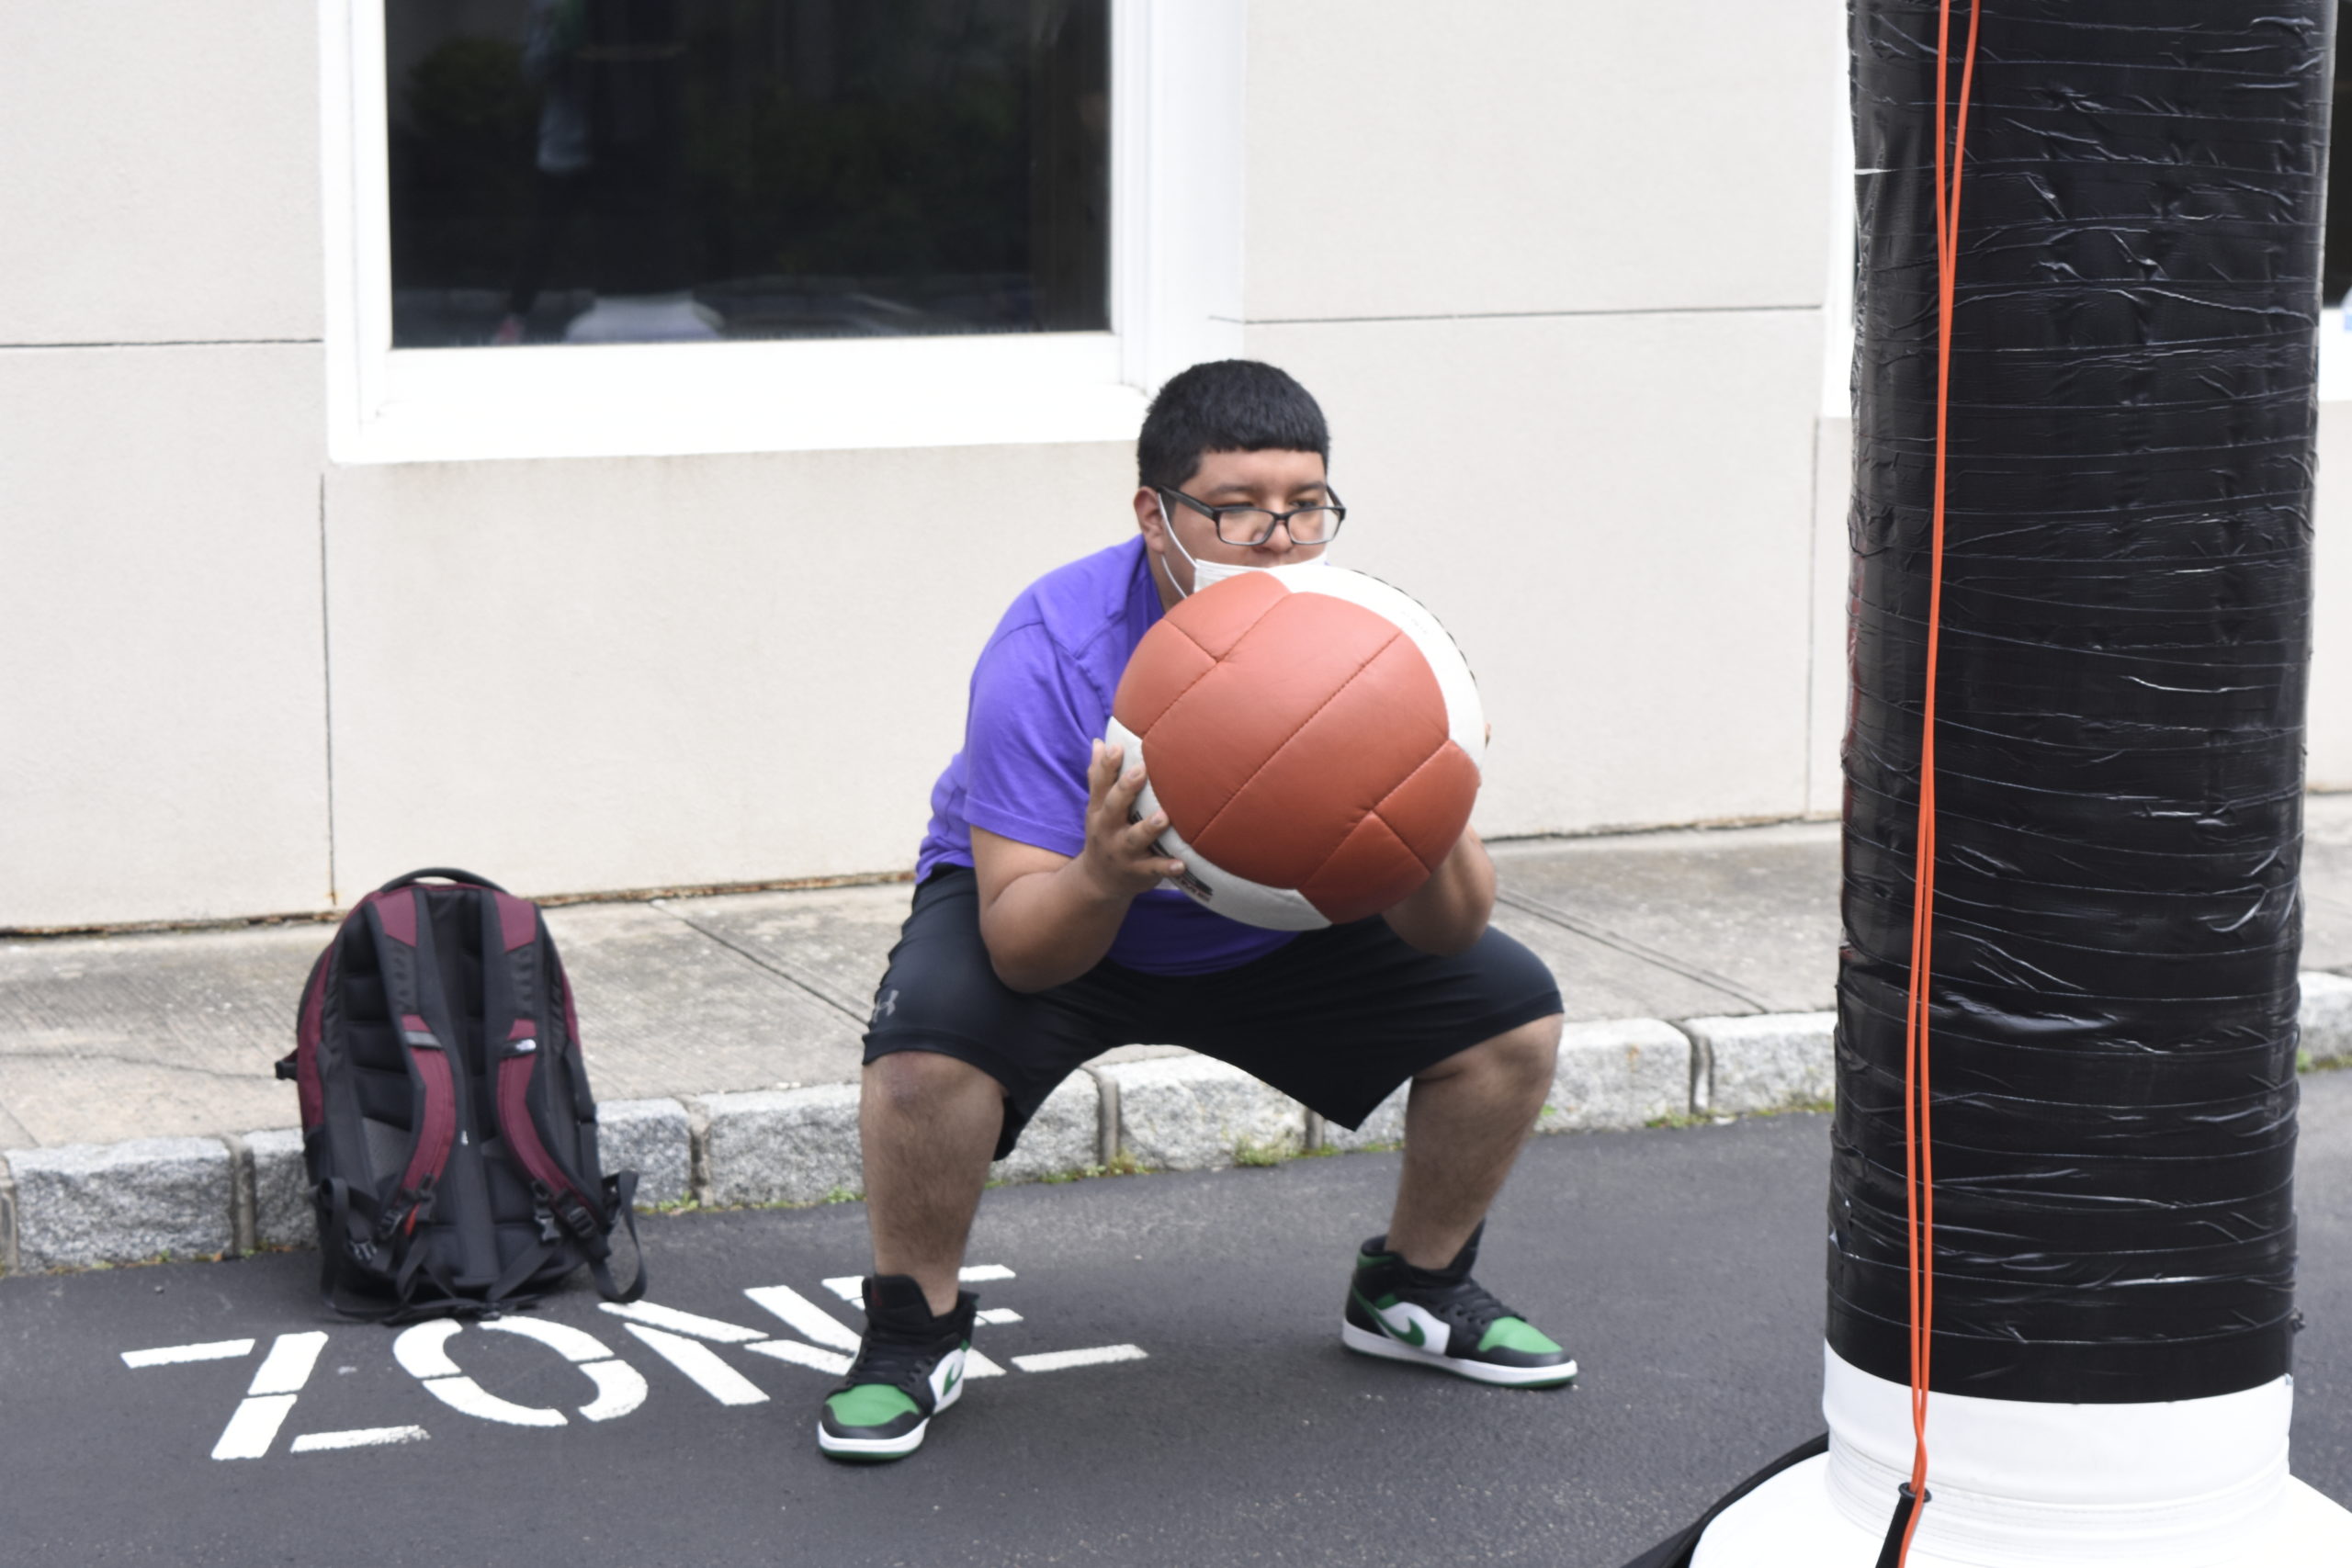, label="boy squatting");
[821,359,1573,1461]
